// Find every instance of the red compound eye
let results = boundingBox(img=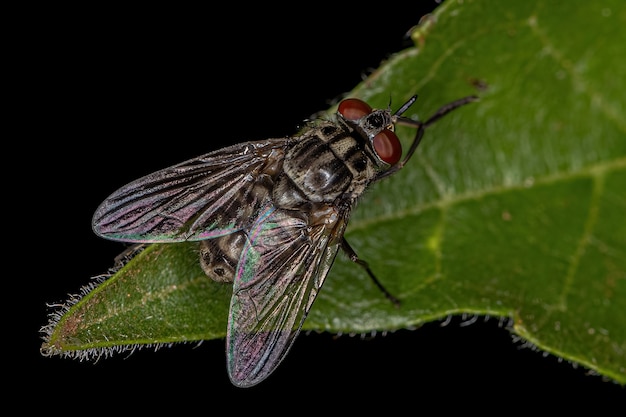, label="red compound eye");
[373,129,402,165]
[338,98,372,121]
